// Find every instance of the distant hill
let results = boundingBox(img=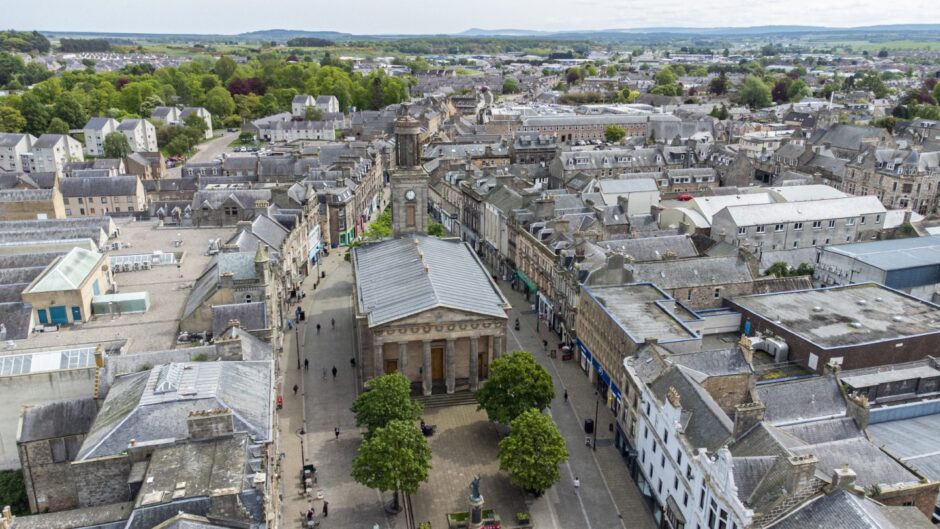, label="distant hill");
[457,24,940,38]
[458,28,551,37]
[236,29,354,42]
